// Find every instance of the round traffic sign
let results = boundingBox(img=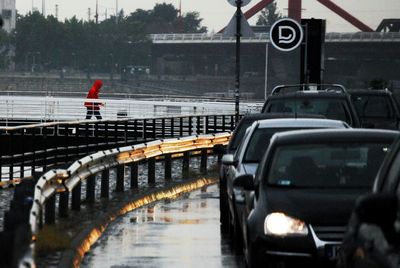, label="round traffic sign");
[227,0,251,7]
[270,18,303,52]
